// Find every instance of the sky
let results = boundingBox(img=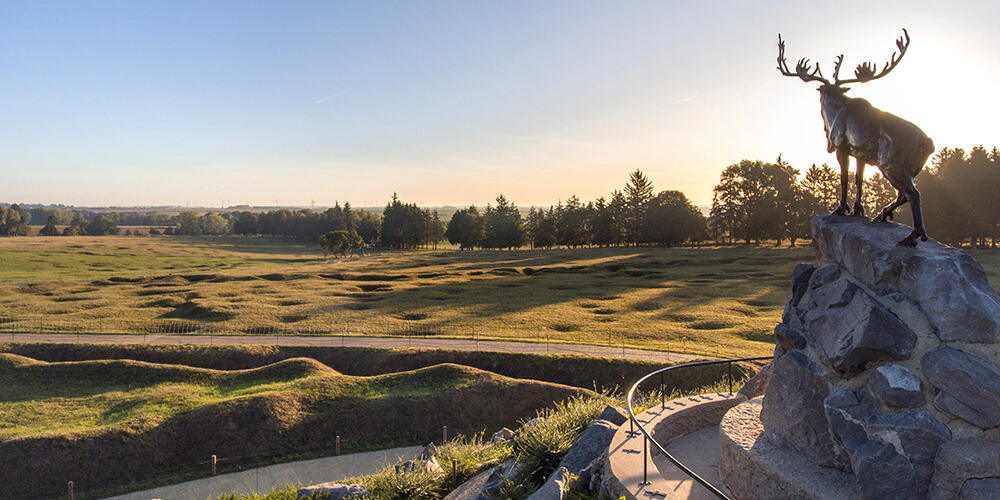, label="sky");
[1,0,998,209]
